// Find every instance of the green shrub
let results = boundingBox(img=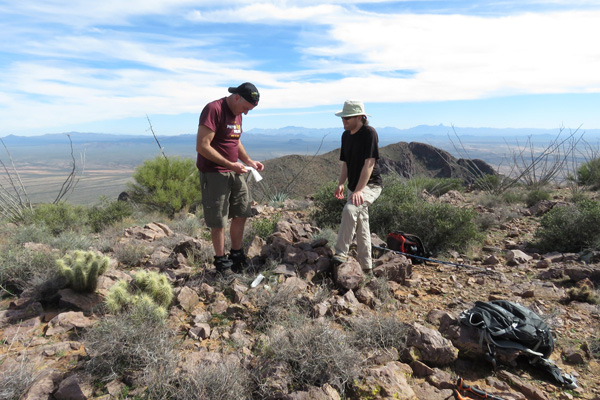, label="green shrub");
[473,174,515,194]
[370,180,482,254]
[500,187,527,204]
[128,156,201,216]
[56,250,110,293]
[250,214,280,240]
[409,177,464,196]
[577,158,600,189]
[311,180,346,229]
[526,188,551,207]
[24,202,88,235]
[87,198,133,233]
[534,199,600,252]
